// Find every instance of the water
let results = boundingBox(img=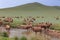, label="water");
[9,29,27,38]
[51,37,60,40]
[9,29,60,40]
